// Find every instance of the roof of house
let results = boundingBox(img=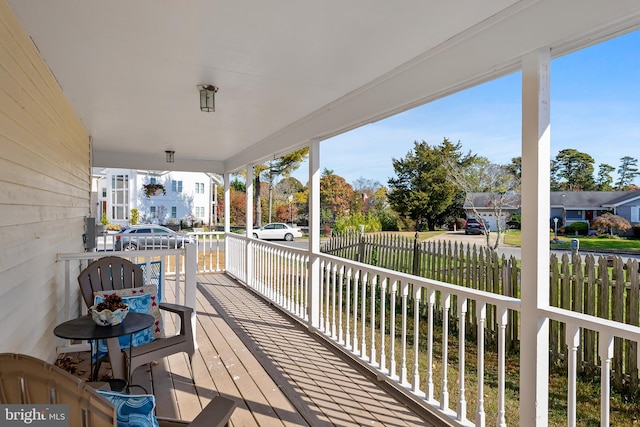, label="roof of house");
[550,191,640,208]
[464,191,640,210]
[464,192,521,209]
